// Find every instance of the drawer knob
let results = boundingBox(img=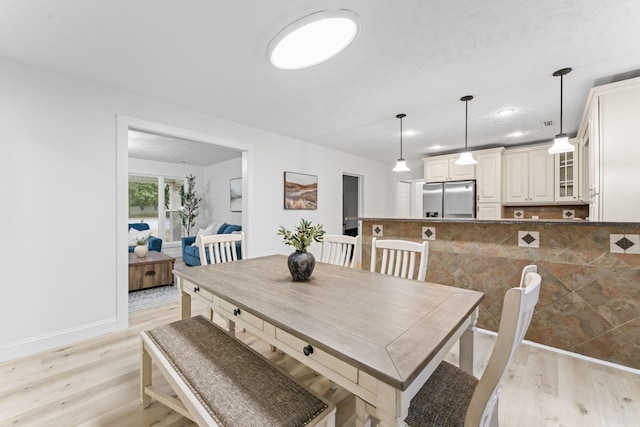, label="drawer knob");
[303,345,314,356]
[194,286,199,292]
[233,308,241,316]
